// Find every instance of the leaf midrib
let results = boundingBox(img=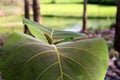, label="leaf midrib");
[53,45,63,80]
[5,41,104,80]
